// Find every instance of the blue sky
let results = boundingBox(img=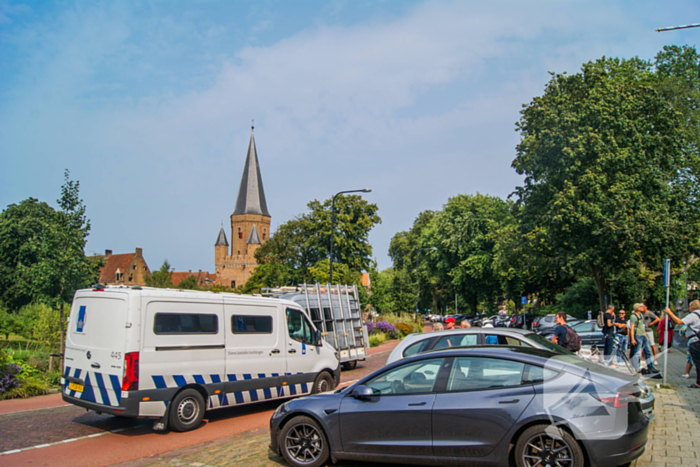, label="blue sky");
[1,0,699,273]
